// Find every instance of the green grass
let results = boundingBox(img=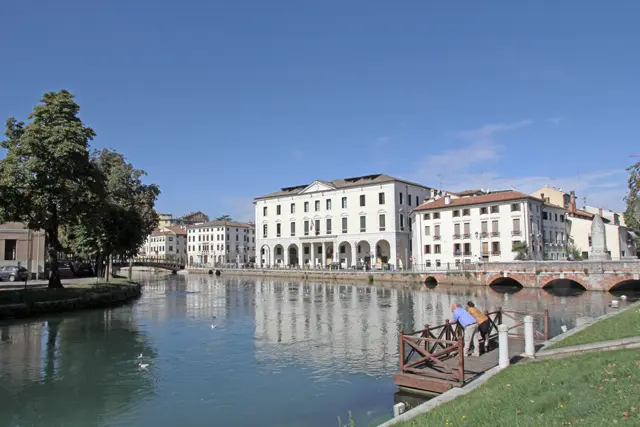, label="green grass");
[546,304,640,350]
[395,348,640,427]
[0,279,136,305]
